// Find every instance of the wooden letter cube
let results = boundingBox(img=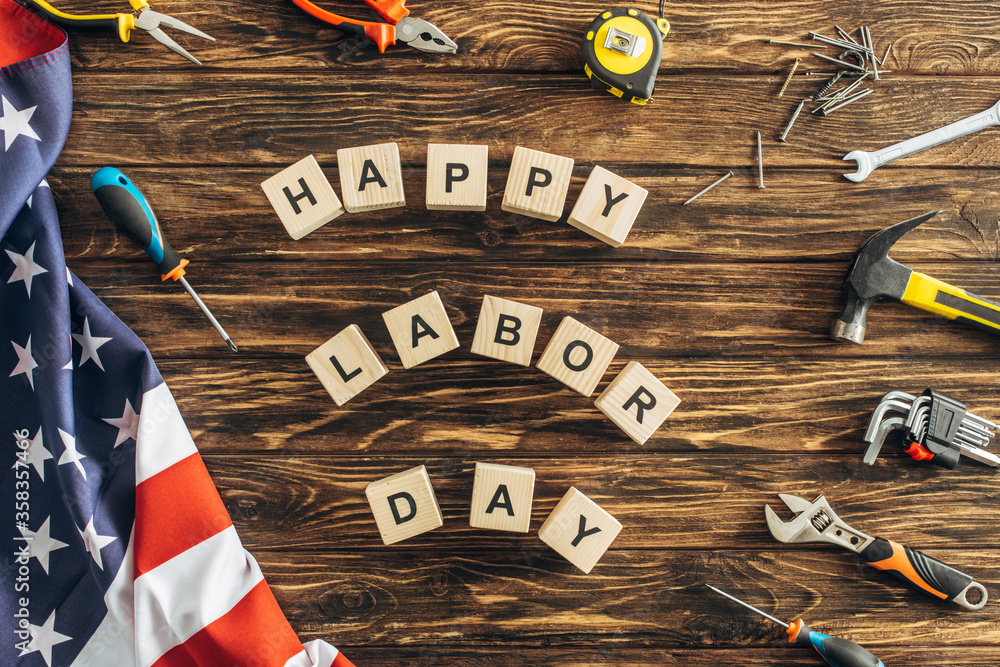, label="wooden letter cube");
[469,462,536,533]
[470,295,543,367]
[365,465,443,545]
[260,155,344,239]
[536,316,619,397]
[595,361,680,444]
[337,142,406,213]
[426,143,489,211]
[538,487,622,574]
[567,166,648,247]
[305,324,388,406]
[382,291,460,369]
[501,146,574,222]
